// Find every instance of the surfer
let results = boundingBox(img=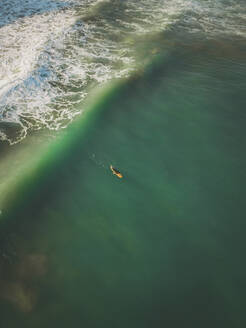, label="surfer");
[110,165,123,179]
